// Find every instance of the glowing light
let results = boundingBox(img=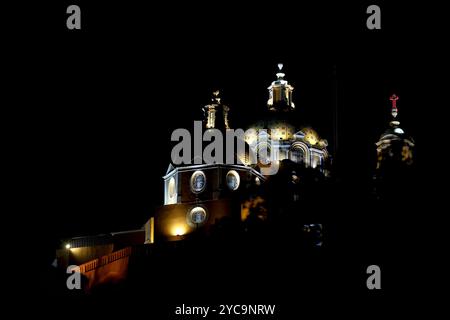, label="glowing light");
[245,131,257,145]
[172,225,187,237]
[306,133,318,145]
[65,243,71,249]
[238,156,248,166]
[303,128,319,146]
